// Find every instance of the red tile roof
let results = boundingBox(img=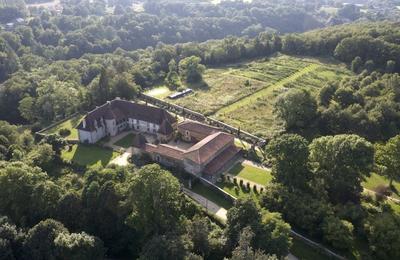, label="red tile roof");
[184,132,234,164]
[203,146,241,176]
